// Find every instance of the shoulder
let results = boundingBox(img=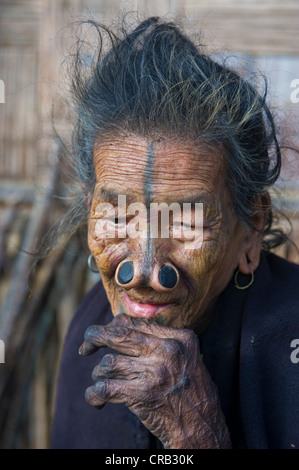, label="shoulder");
[239,252,299,448]
[242,250,299,342]
[263,250,299,284]
[256,250,299,308]
[262,251,299,316]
